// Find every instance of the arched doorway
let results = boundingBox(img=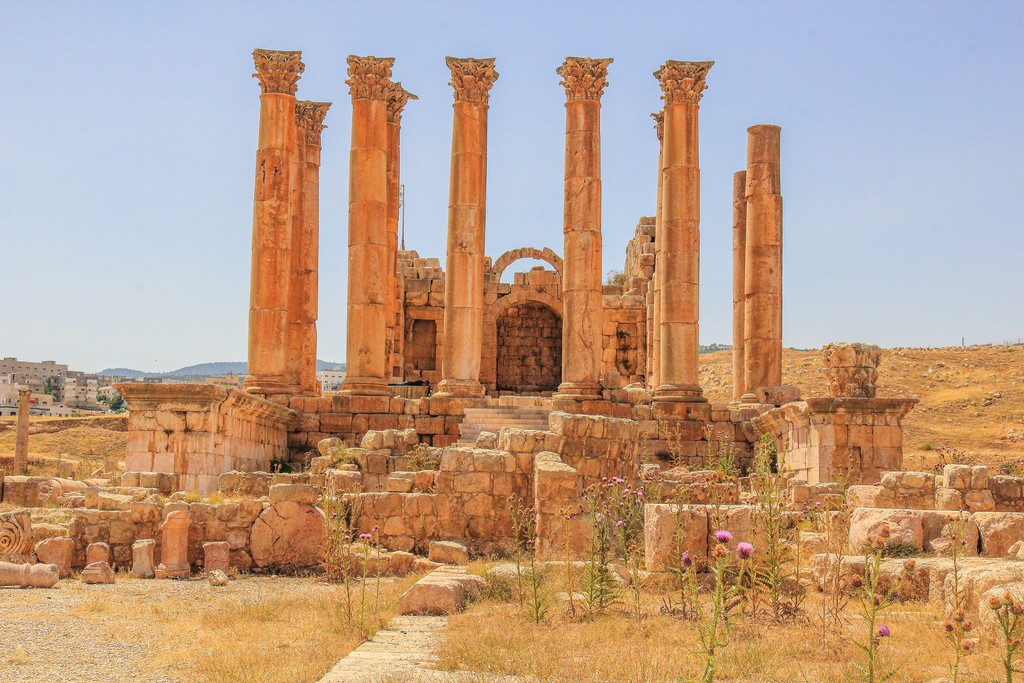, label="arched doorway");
[496,301,562,393]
